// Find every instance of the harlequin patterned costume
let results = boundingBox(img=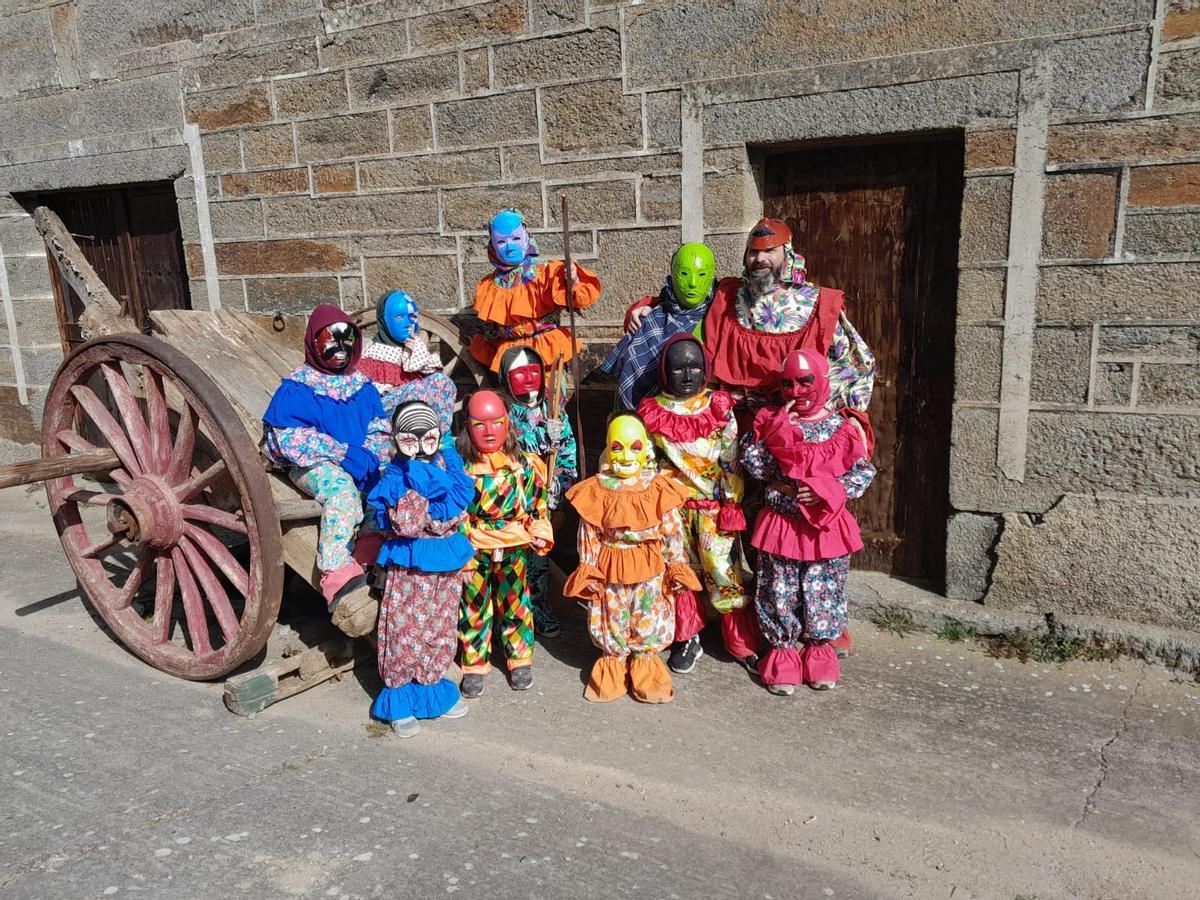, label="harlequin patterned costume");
[741,398,876,689]
[366,445,475,722]
[637,385,759,660]
[459,450,554,675]
[563,470,701,703]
